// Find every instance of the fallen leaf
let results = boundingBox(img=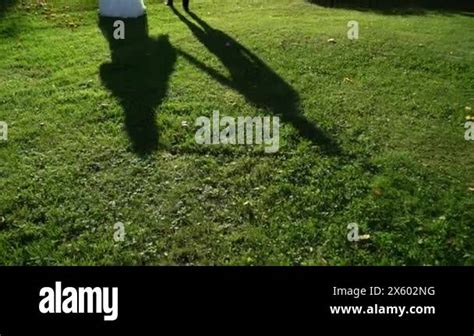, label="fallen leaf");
[373,188,383,197]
